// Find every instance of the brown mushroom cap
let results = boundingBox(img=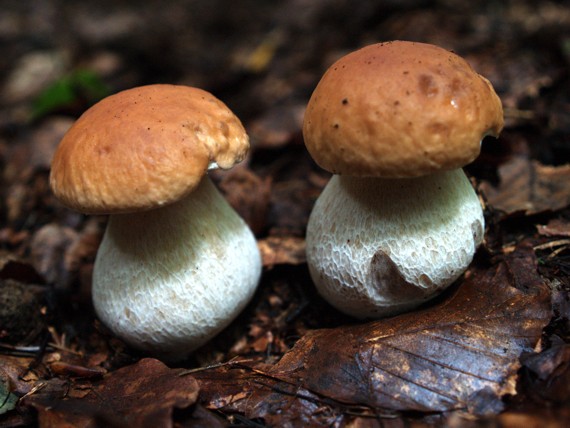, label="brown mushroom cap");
[303,41,504,178]
[50,84,249,214]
